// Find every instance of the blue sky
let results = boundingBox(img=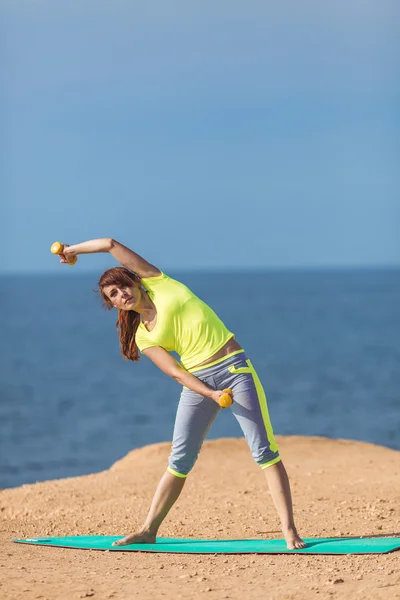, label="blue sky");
[2,1,399,273]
